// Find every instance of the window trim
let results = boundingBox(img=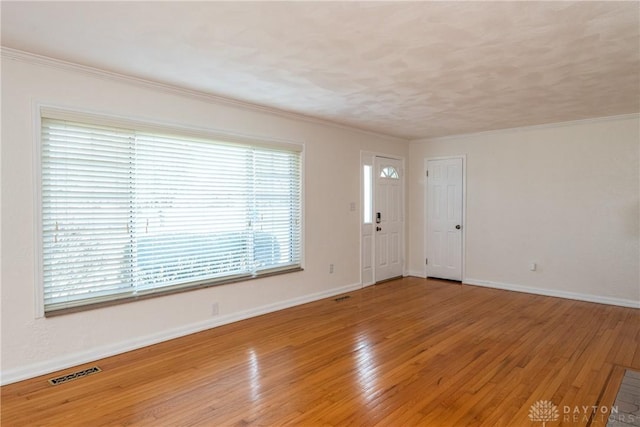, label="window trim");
[39,106,304,153]
[34,104,305,317]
